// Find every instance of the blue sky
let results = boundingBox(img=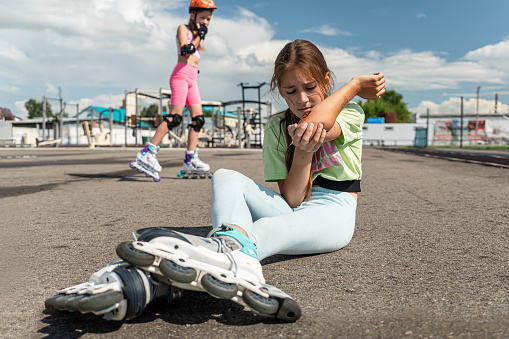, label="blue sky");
[1,0,508,119]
